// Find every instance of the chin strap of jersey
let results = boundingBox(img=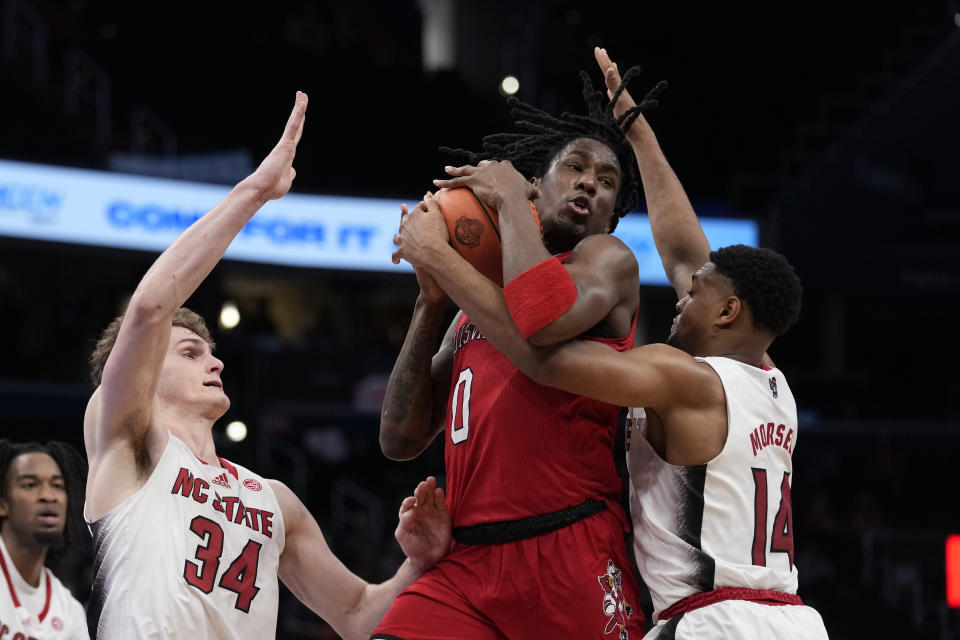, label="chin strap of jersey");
[504,257,578,339]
